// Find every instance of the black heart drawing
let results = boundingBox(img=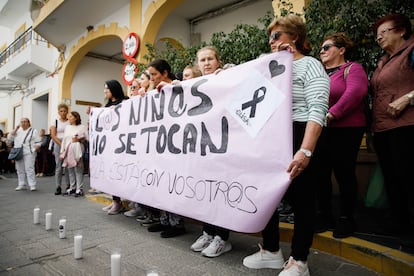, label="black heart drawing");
[269,60,285,77]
